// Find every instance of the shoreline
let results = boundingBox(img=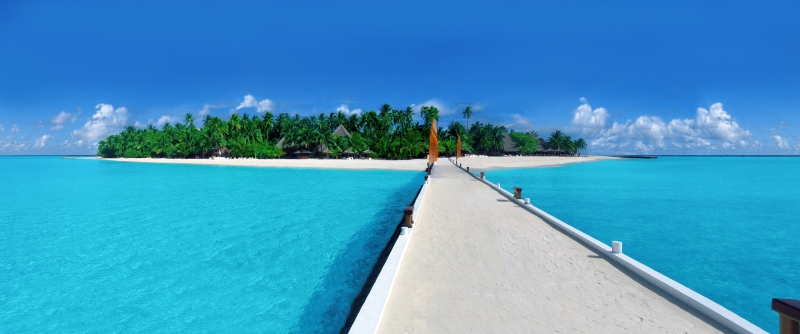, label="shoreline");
[104,156,613,171]
[453,155,616,172]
